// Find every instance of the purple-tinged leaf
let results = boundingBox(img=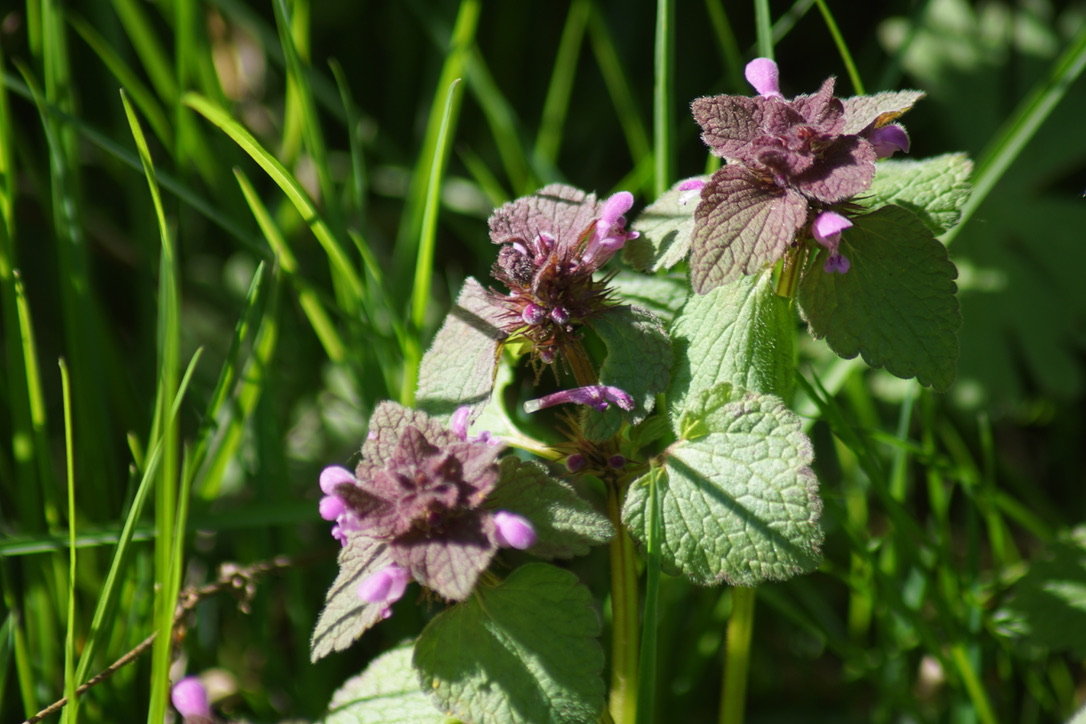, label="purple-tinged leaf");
[690,166,808,293]
[792,135,877,204]
[311,536,396,662]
